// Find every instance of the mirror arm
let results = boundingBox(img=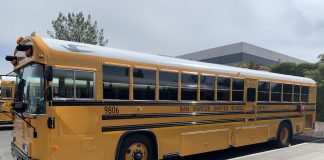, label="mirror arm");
[11,111,38,138]
[0,110,13,119]
[45,66,53,81]
[45,86,53,101]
